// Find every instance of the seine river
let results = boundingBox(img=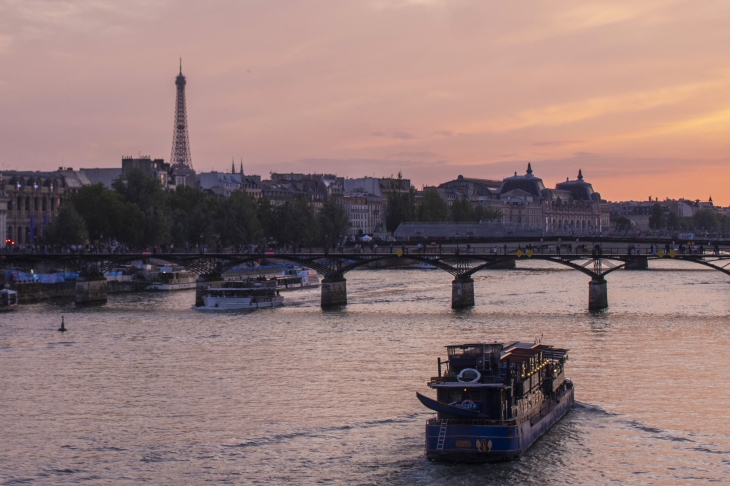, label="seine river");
[2,261,729,484]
